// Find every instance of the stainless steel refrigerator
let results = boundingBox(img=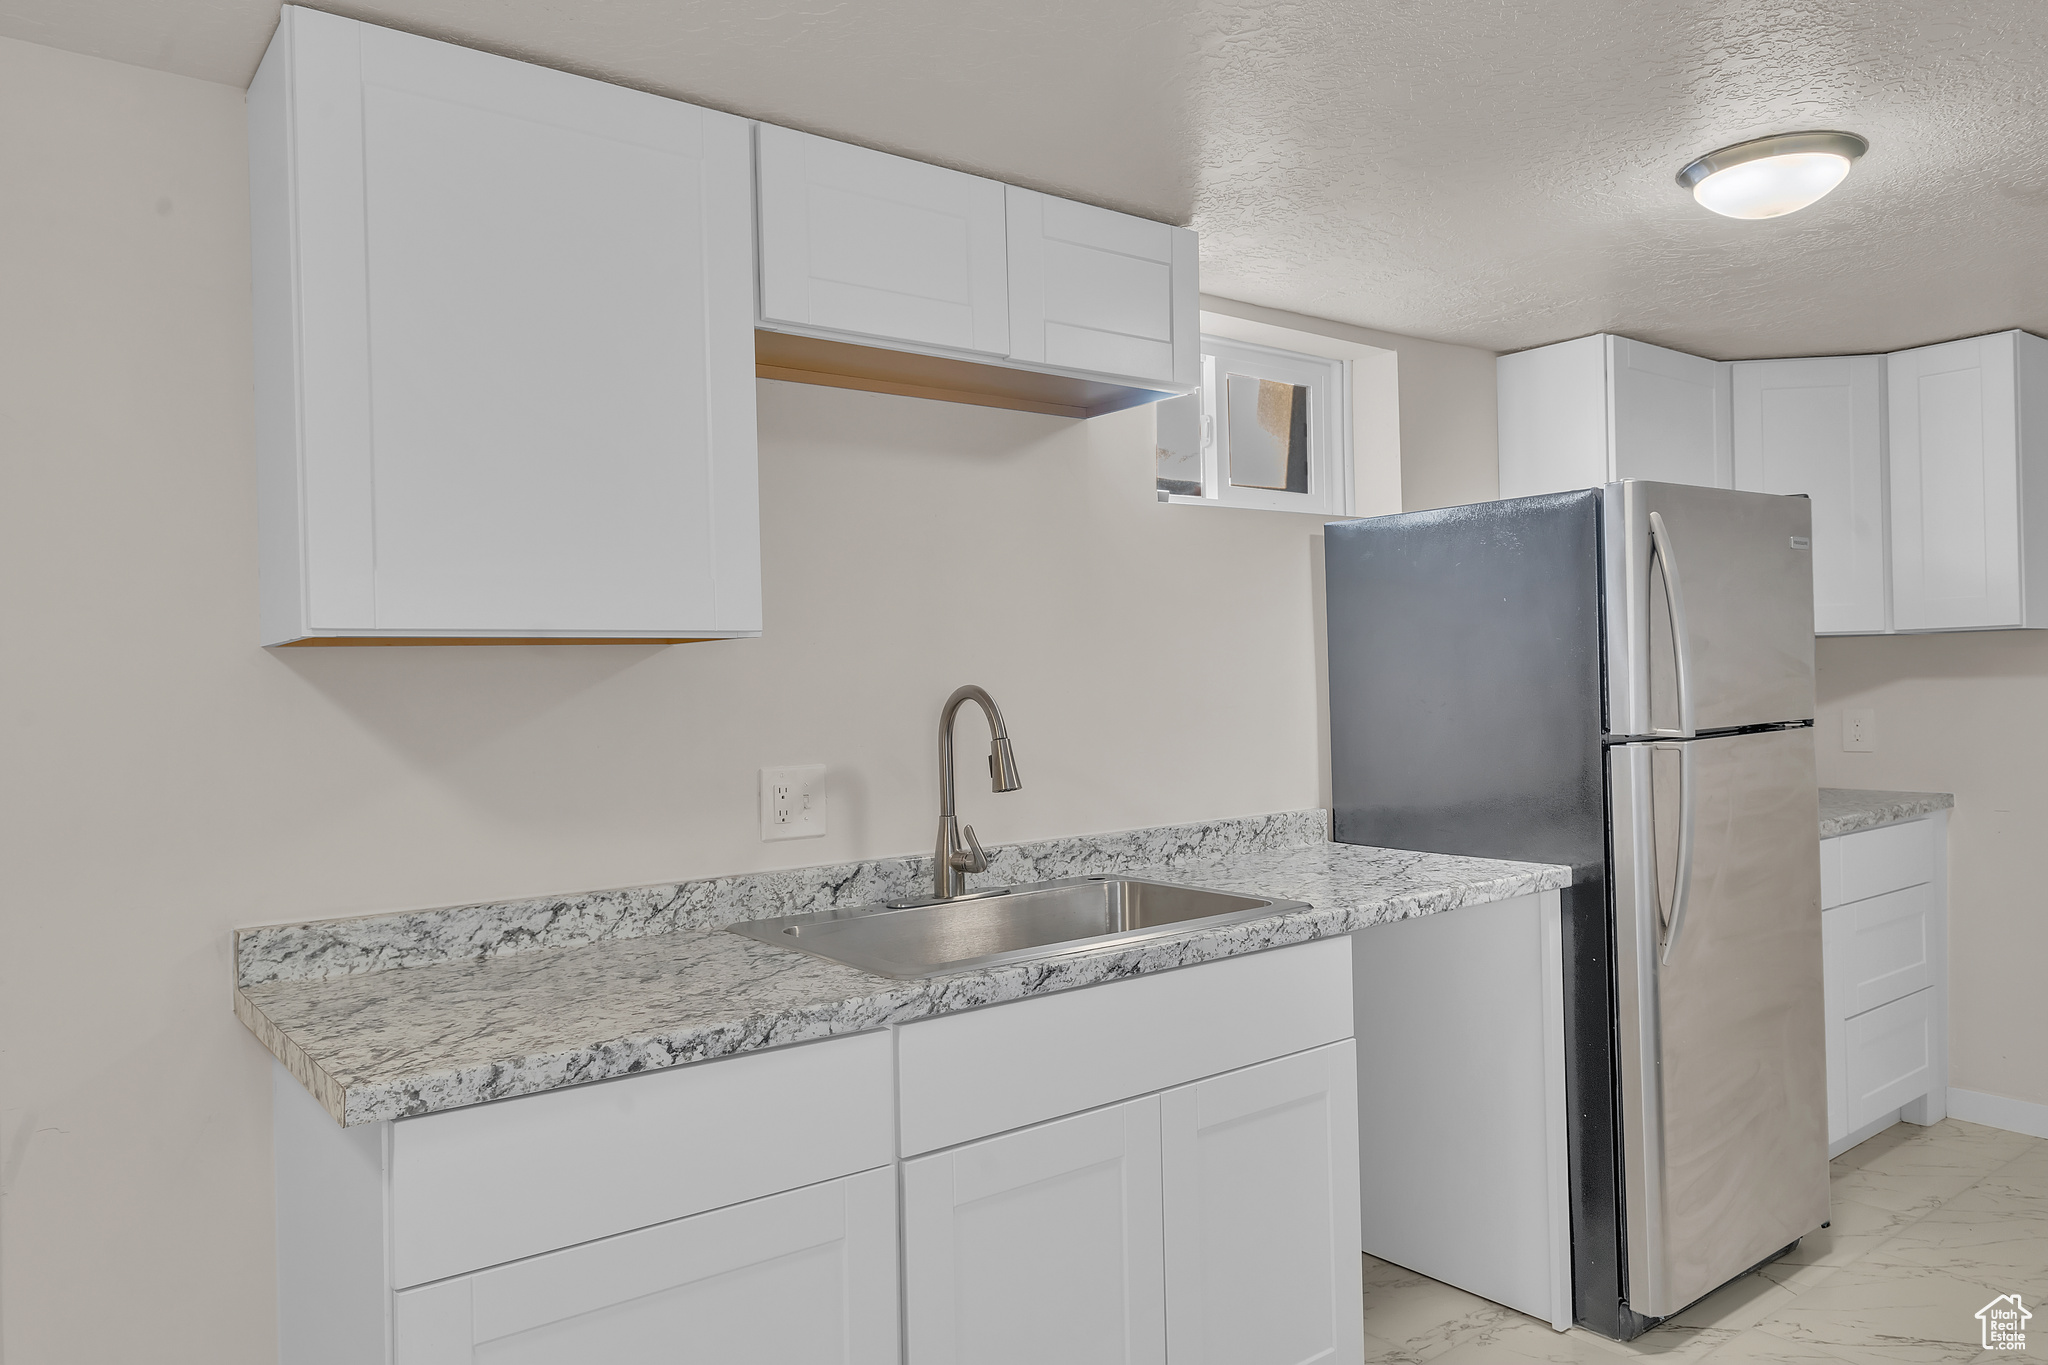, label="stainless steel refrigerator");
[1325,480,1830,1339]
